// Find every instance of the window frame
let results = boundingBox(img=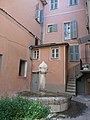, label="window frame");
[69,0,78,6]
[47,24,58,33]
[50,0,58,10]
[33,49,39,60]
[64,20,78,40]
[19,59,27,77]
[51,48,59,59]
